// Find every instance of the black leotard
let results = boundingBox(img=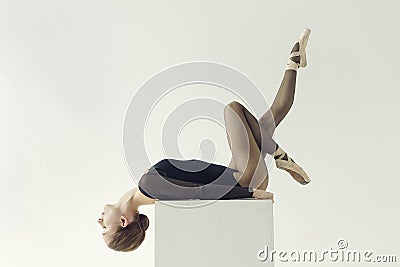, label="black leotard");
[138,158,254,200]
